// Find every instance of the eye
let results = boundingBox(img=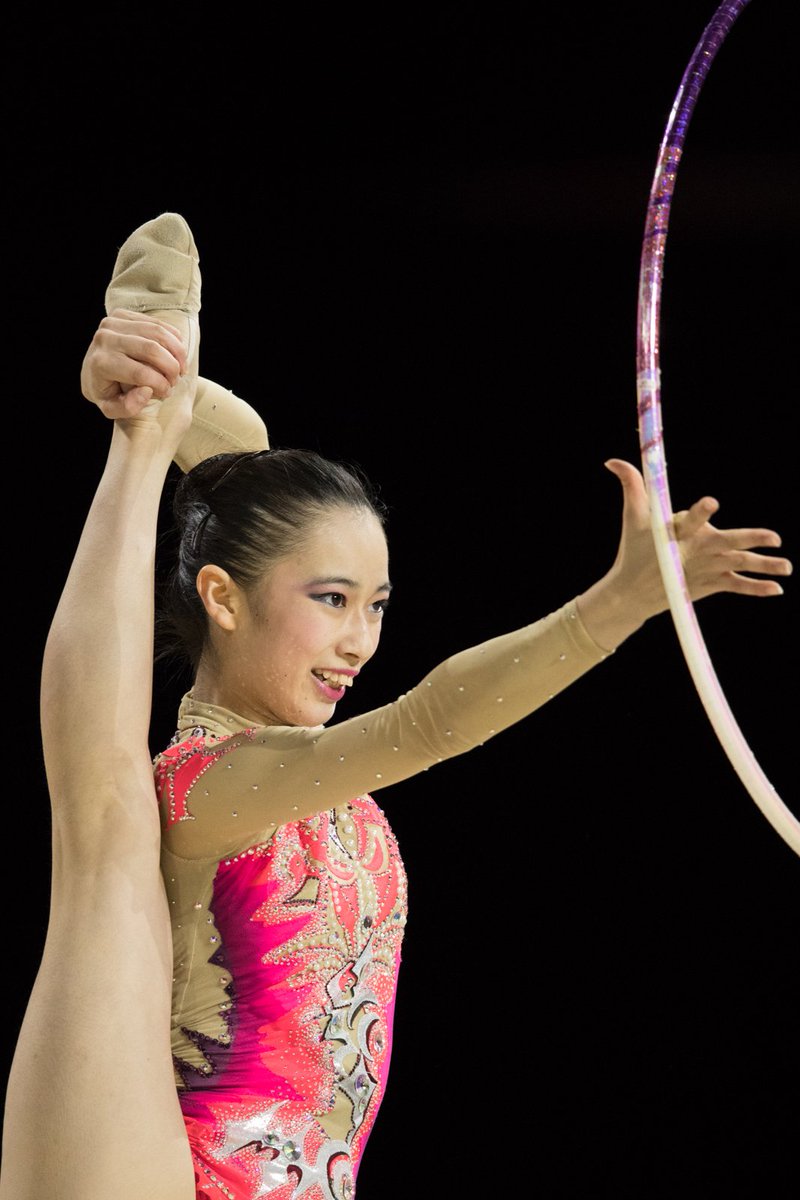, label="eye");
[370,598,390,616]
[312,592,347,608]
